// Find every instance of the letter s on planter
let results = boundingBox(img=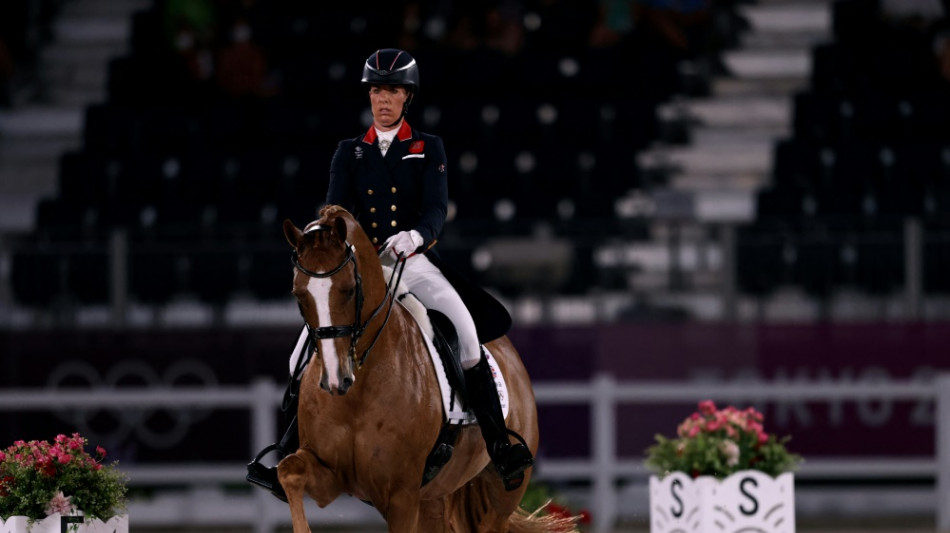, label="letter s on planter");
[650,471,795,533]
